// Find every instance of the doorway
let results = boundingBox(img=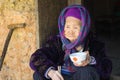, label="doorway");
[82,0,120,78]
[37,0,67,47]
